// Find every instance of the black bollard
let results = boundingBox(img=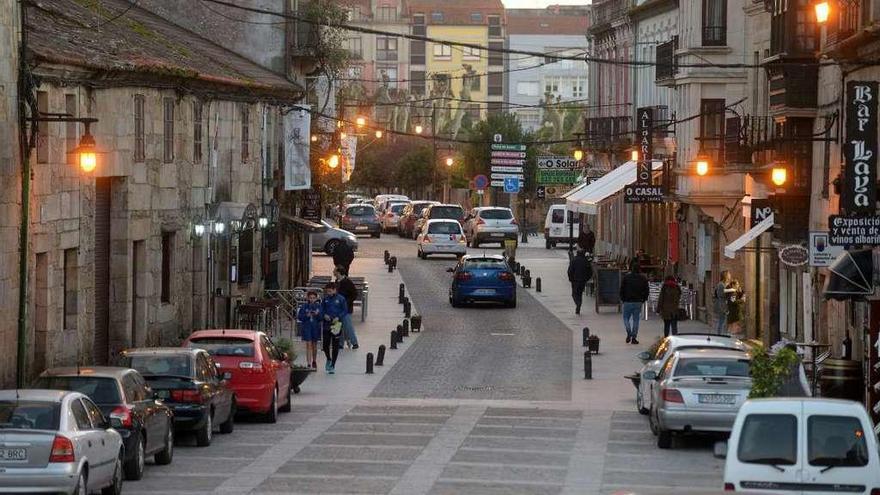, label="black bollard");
[582,327,590,347]
[376,345,386,366]
[402,319,410,336]
[536,277,542,292]
[523,270,531,288]
[390,331,398,349]
[410,315,422,332]
[396,325,404,343]
[398,283,406,304]
[584,350,592,379]
[518,265,525,276]
[388,260,394,273]
[404,300,412,318]
[384,250,390,265]
[390,256,397,270]
[366,353,374,374]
